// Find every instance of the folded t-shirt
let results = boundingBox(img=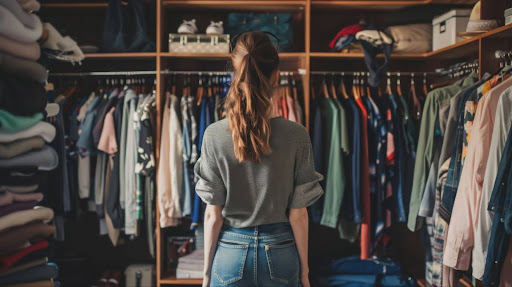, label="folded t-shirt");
[0,137,45,159]
[0,111,43,134]
[0,222,55,255]
[0,192,43,207]
[0,122,55,144]
[0,146,58,171]
[0,207,53,232]
[0,201,38,217]
[0,262,58,285]
[0,240,48,271]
